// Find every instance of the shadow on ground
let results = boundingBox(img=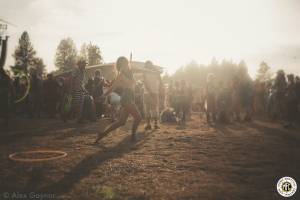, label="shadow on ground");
[27,131,153,195]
